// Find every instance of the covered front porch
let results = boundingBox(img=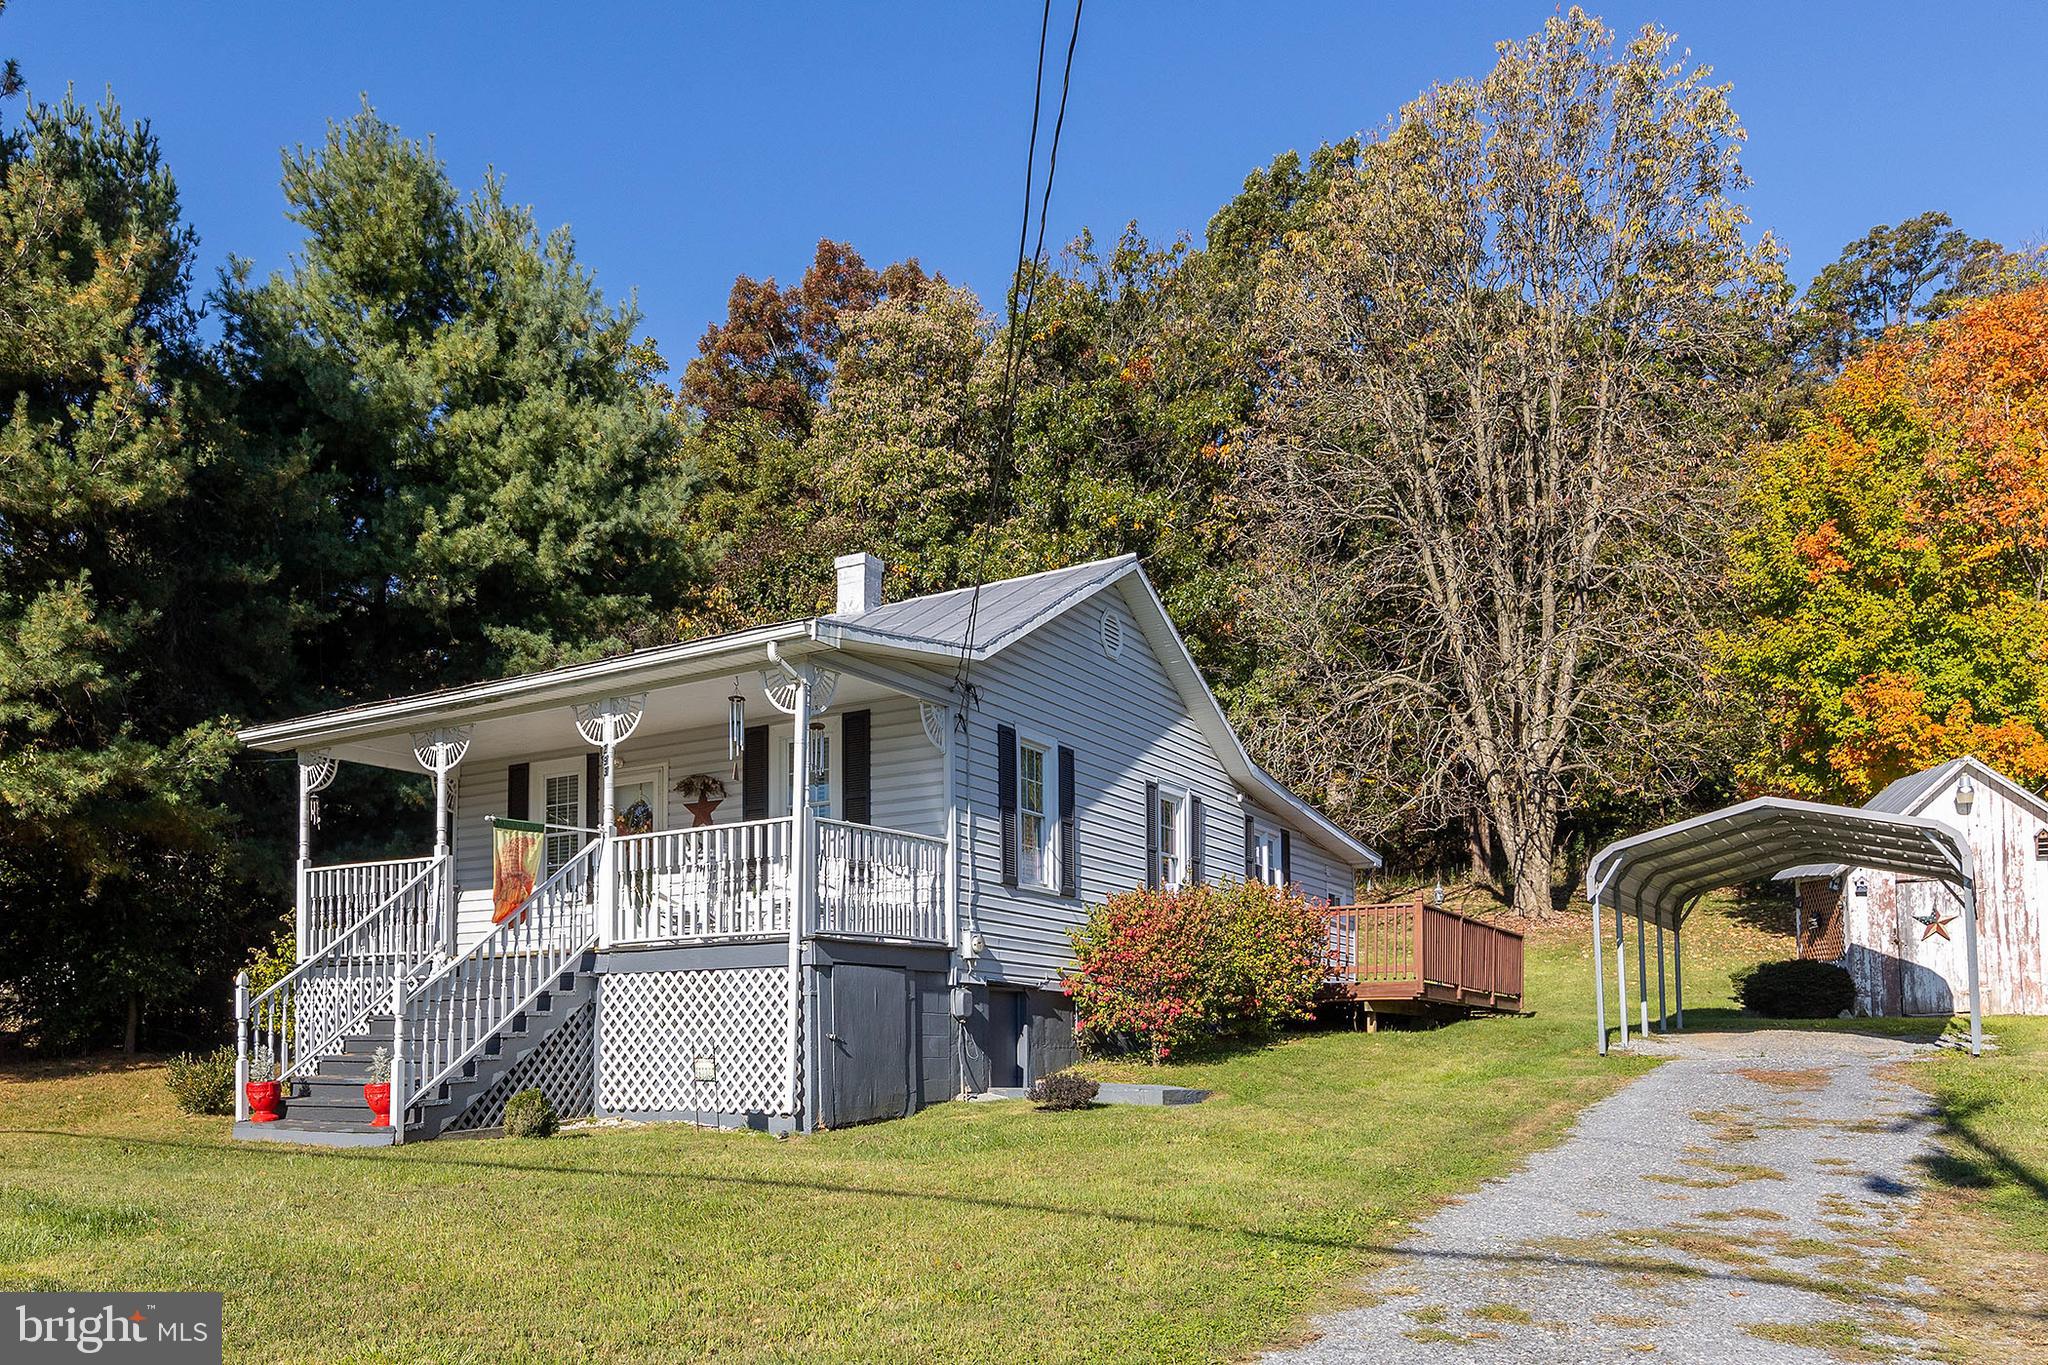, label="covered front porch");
[237,624,961,1138]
